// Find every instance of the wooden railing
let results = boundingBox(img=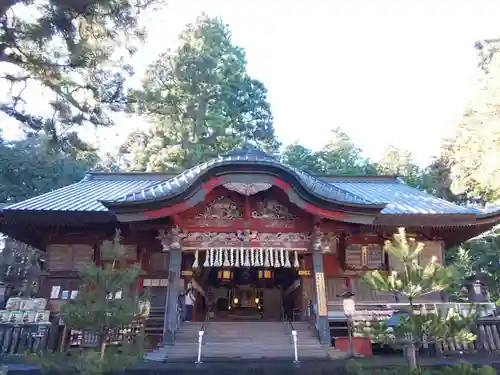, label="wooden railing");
[327,301,500,357]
